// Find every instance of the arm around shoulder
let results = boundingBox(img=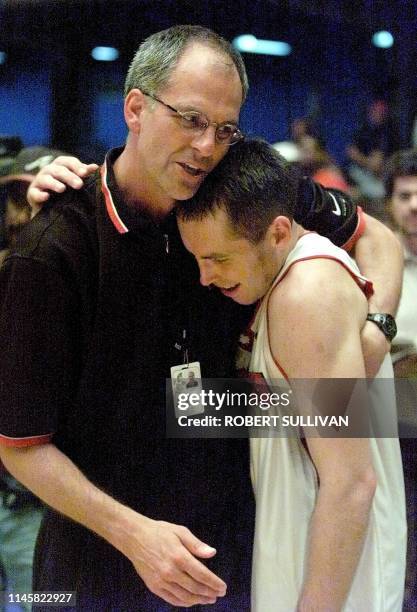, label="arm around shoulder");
[352,212,403,315]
